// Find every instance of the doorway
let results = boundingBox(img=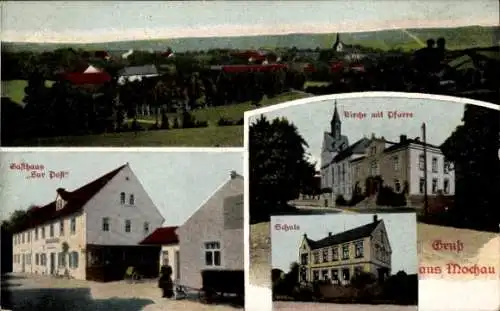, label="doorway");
[50,253,56,275]
[21,254,25,273]
[174,250,180,281]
